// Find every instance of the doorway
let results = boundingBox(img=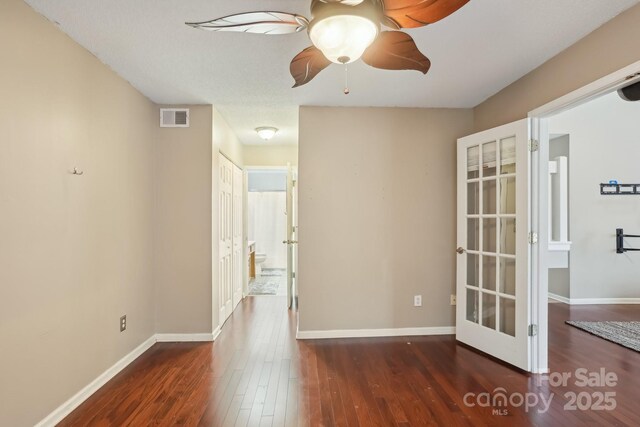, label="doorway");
[246,166,298,308]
